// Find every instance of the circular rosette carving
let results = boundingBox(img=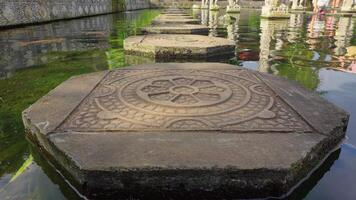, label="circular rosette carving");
[60,69,312,133]
[137,76,232,107]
